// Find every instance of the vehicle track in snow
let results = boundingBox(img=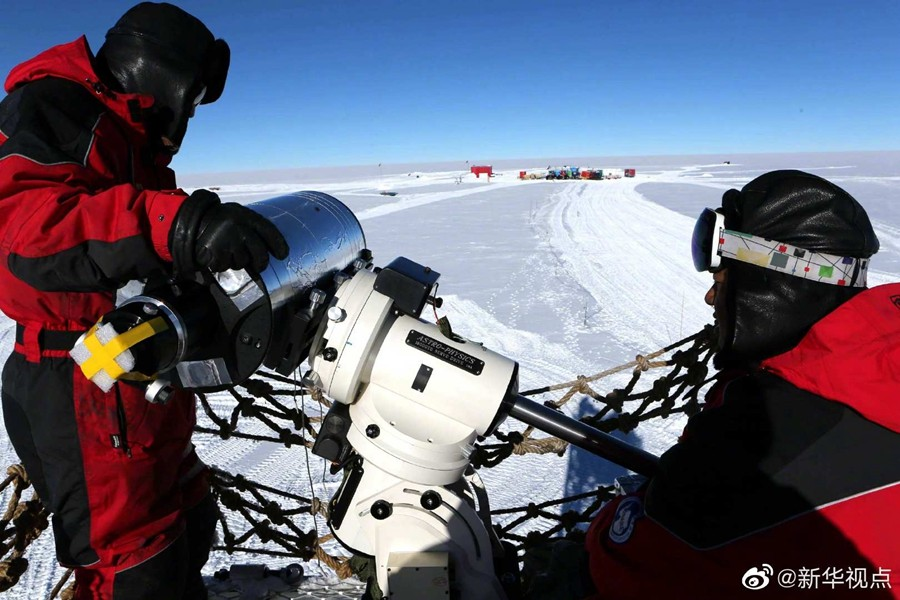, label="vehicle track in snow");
[352,181,521,221]
[534,179,712,353]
